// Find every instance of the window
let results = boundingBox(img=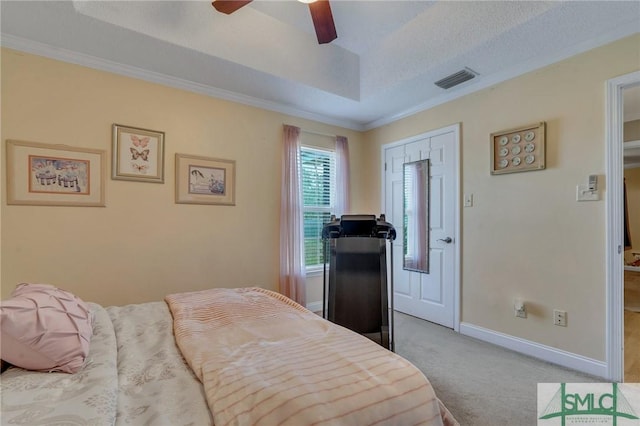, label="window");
[300,146,336,271]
